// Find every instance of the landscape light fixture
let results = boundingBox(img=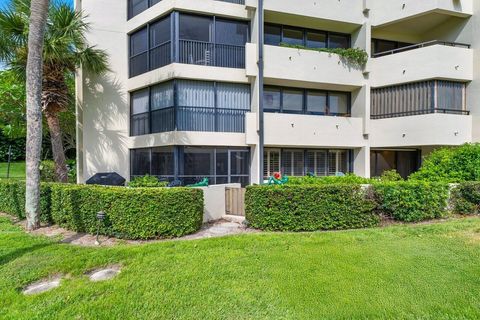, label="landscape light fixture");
[95,211,106,245]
